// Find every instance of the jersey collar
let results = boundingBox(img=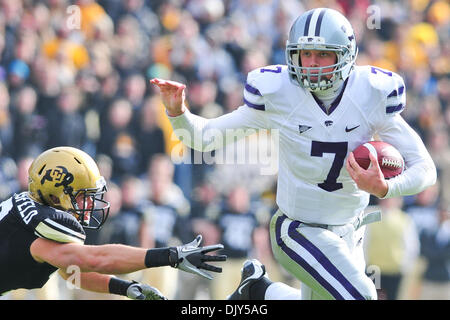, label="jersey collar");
[310,77,349,116]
